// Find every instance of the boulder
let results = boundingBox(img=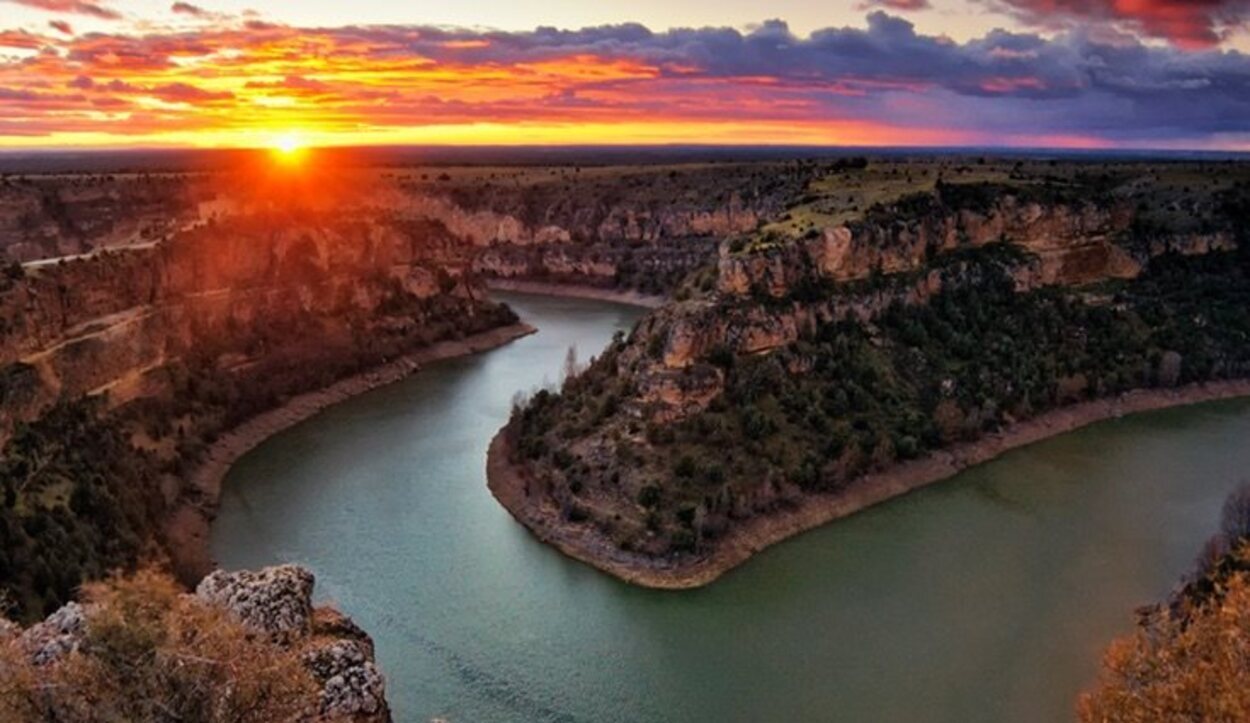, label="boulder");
[19,601,86,666]
[195,564,314,642]
[303,639,389,719]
